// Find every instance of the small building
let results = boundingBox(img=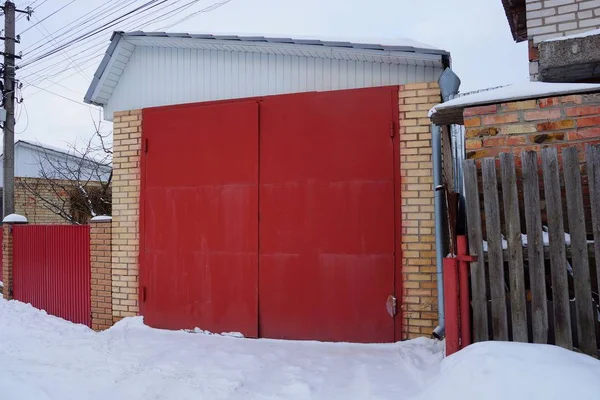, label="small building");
[85,31,451,342]
[502,0,600,82]
[0,140,112,224]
